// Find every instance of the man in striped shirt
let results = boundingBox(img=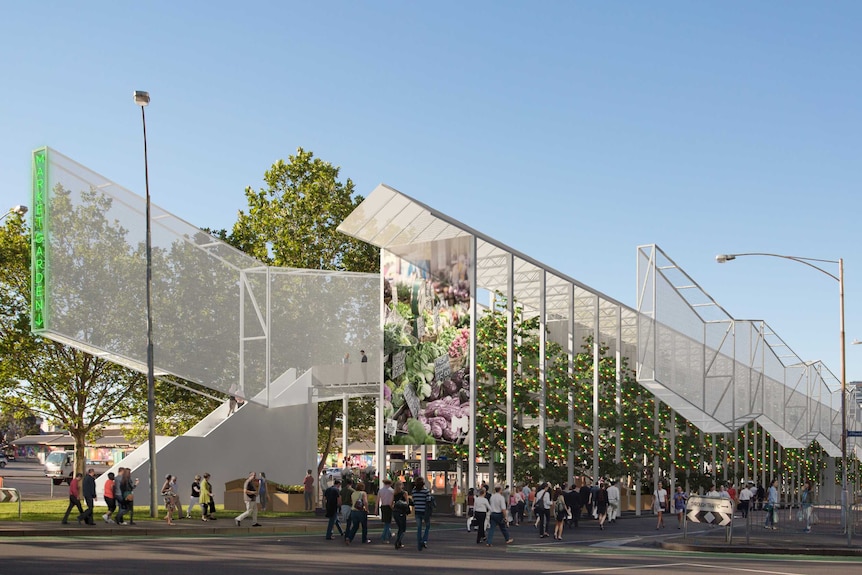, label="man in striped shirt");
[411,477,432,551]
